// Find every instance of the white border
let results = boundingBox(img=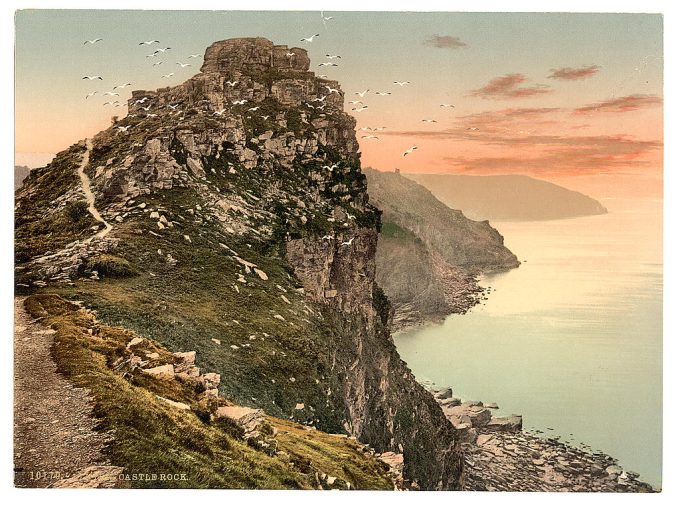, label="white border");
[2,2,677,505]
